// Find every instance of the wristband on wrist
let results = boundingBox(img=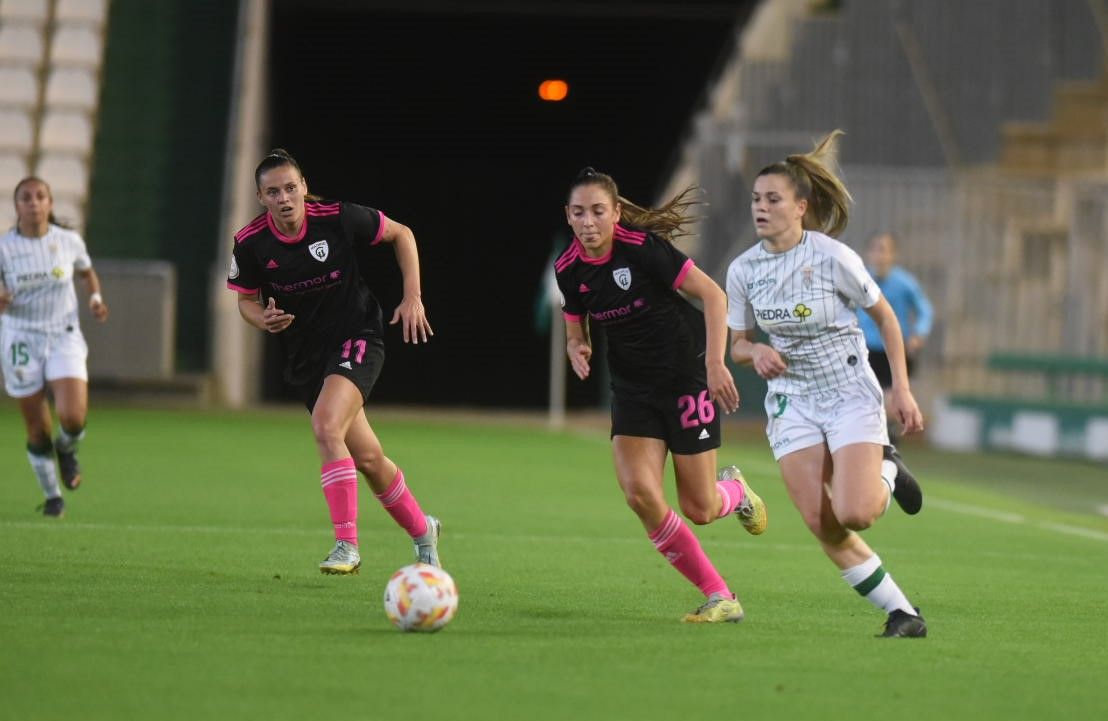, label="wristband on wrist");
[90,292,103,305]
